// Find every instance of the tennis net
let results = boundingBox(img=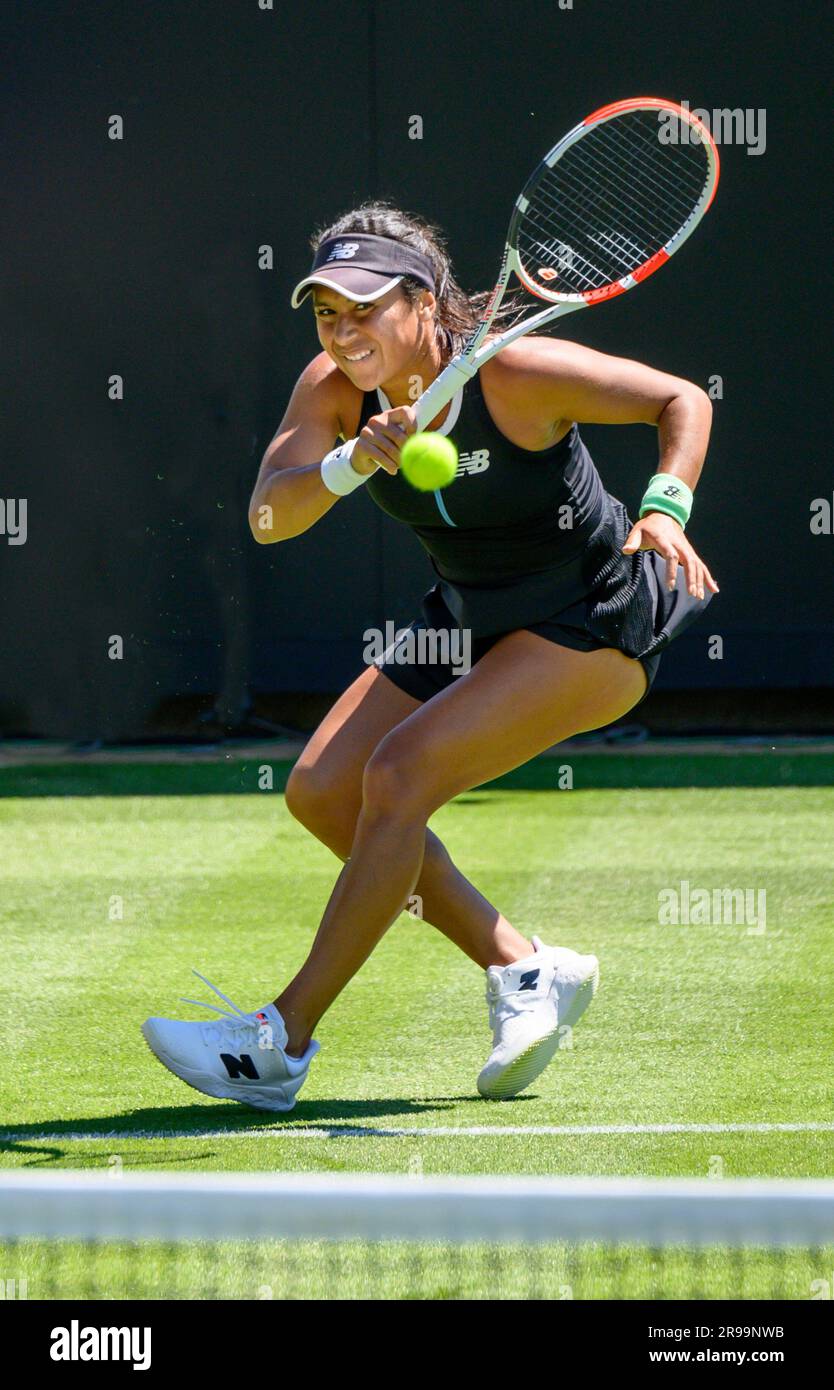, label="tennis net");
[2,1172,834,1301]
